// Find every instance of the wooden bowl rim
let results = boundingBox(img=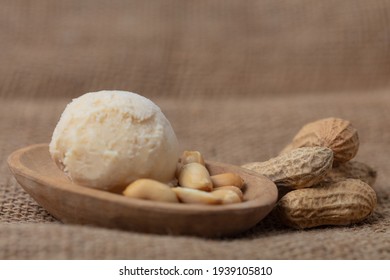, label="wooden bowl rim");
[8,143,278,215]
